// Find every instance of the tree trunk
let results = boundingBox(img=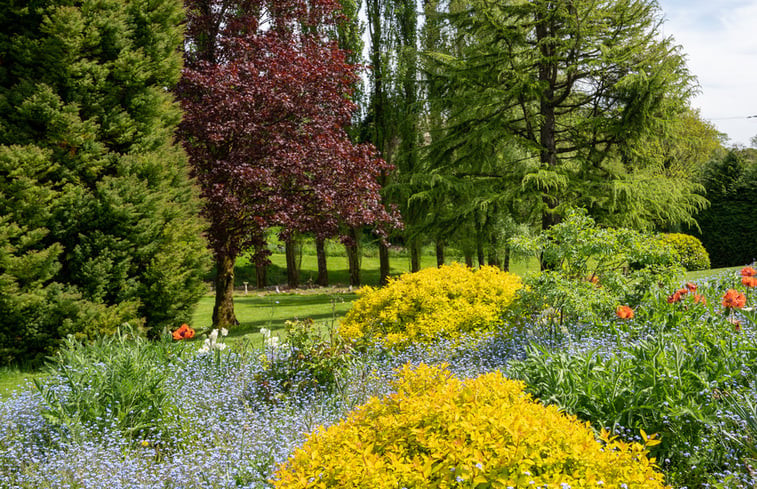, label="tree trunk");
[285,237,299,289]
[435,239,445,267]
[464,251,473,268]
[255,261,267,289]
[502,247,510,272]
[253,243,268,289]
[379,241,390,285]
[410,238,421,272]
[477,240,485,267]
[346,227,361,286]
[487,249,500,268]
[212,251,238,328]
[315,237,328,286]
